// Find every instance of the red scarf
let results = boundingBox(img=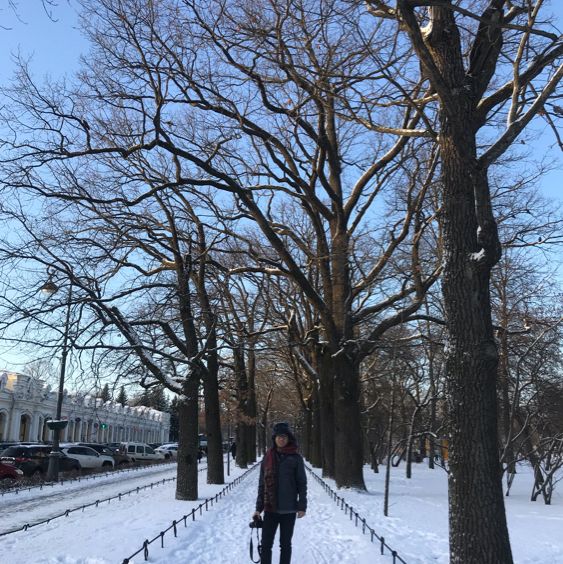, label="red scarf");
[262,444,298,512]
